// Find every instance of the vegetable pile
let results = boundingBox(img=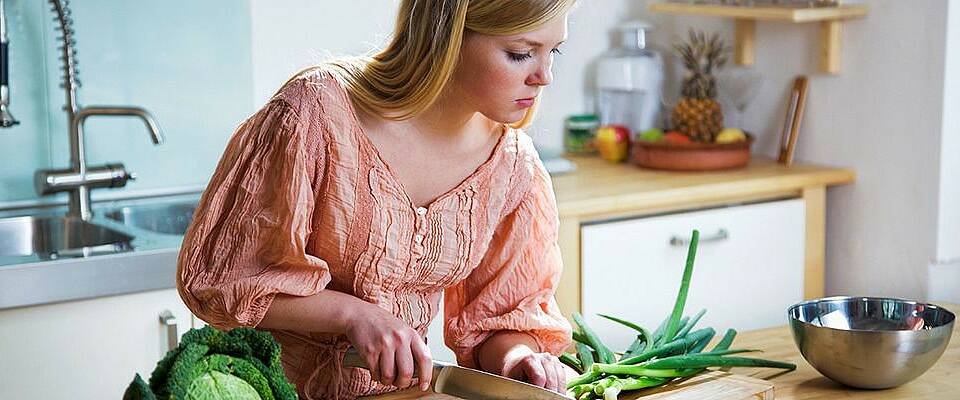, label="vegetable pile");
[560,230,796,400]
[123,326,298,400]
